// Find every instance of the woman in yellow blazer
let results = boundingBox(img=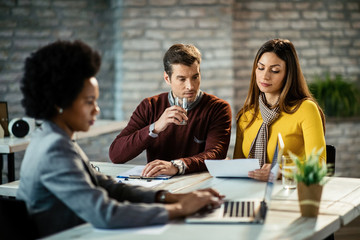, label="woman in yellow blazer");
[234,39,326,181]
